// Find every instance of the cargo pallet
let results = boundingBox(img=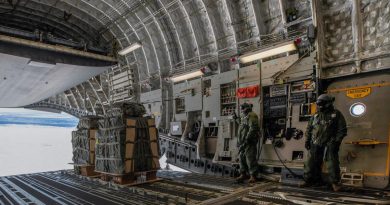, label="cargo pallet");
[95,117,161,185]
[98,170,159,185]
